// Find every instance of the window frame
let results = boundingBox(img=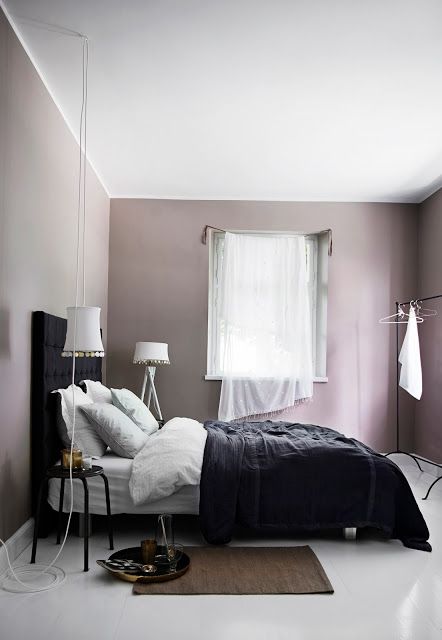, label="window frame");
[206,228,329,382]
